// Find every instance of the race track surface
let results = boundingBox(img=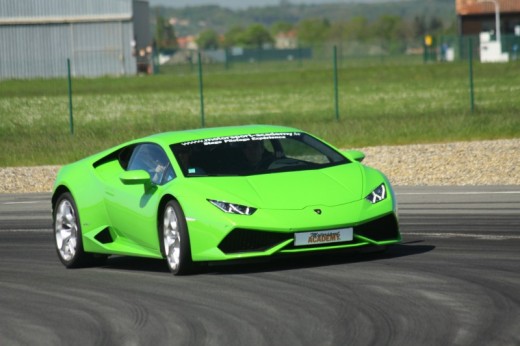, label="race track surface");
[0,186,519,345]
